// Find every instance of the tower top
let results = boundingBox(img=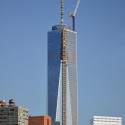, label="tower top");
[60,0,64,24]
